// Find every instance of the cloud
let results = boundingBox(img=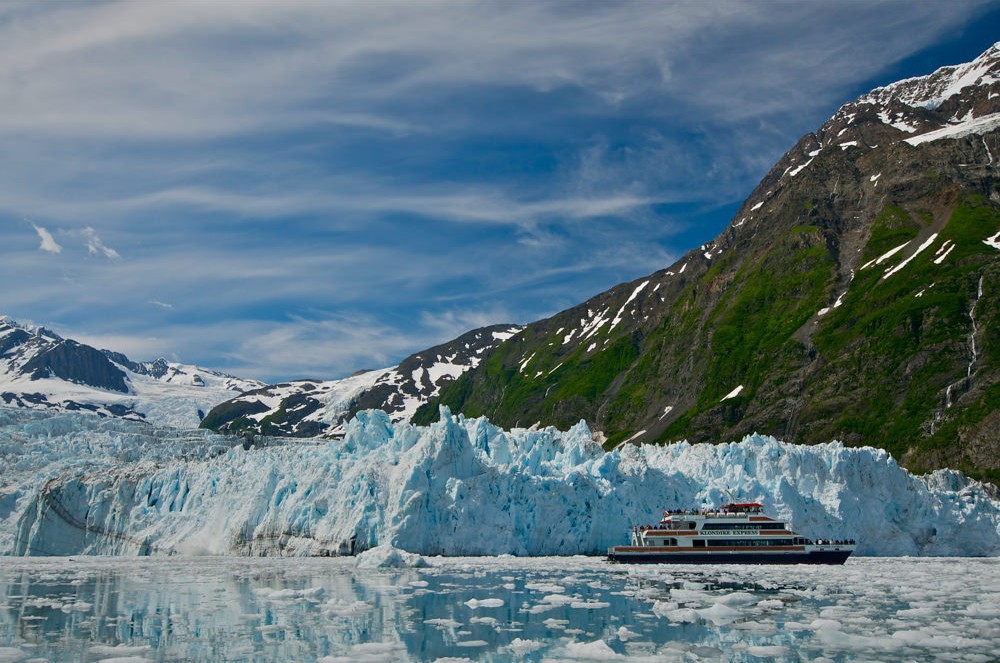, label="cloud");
[0,1,995,382]
[80,227,120,260]
[0,1,990,141]
[31,222,62,253]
